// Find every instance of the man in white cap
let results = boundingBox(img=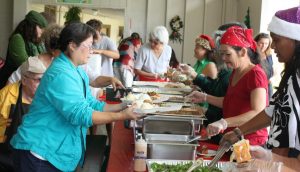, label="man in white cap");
[0,56,46,171]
